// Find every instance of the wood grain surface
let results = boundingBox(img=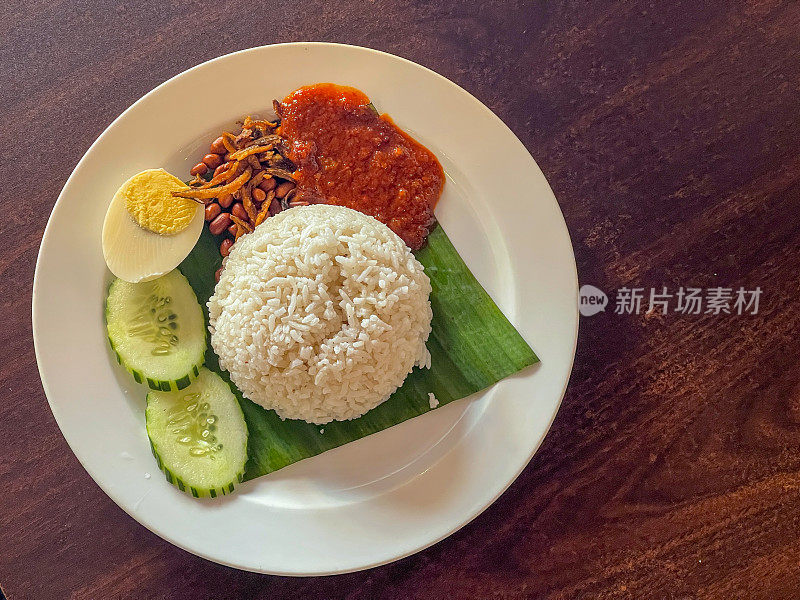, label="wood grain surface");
[2,1,799,598]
